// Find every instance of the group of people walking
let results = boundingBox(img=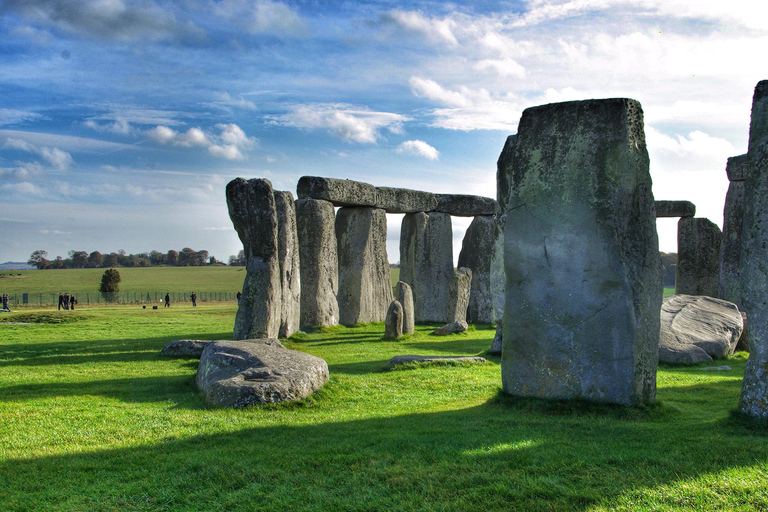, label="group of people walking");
[1,294,9,311]
[58,293,76,310]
